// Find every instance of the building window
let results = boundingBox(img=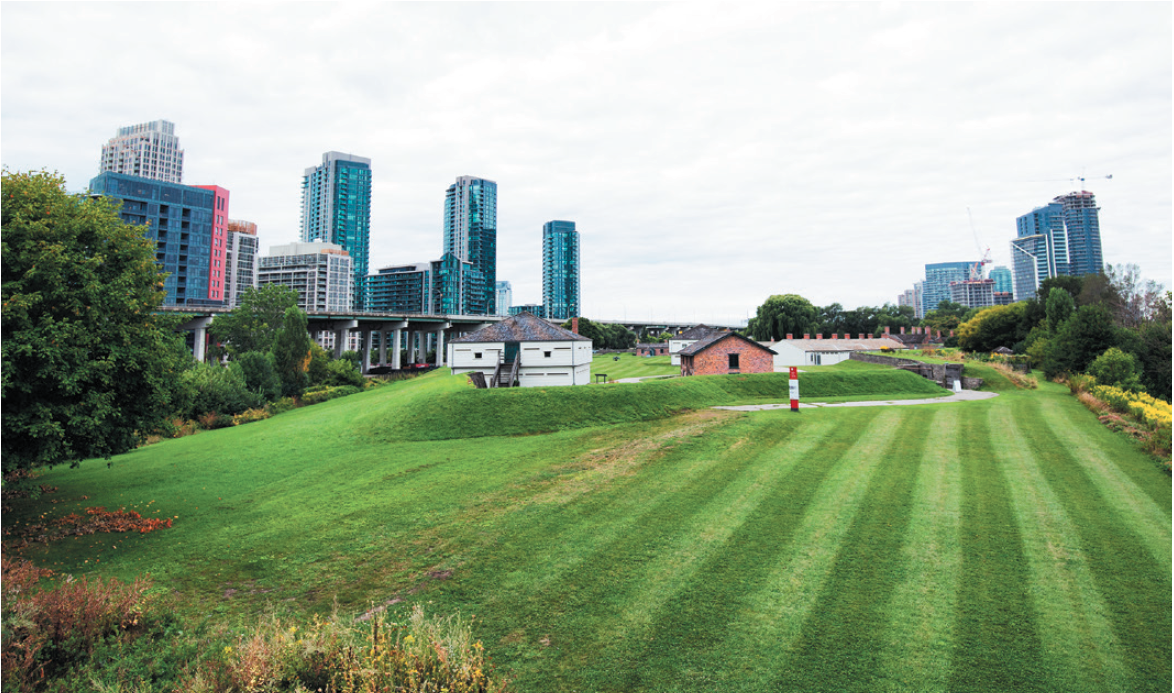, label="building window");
[544,351,552,358]
[474,352,482,359]
[728,353,740,369]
